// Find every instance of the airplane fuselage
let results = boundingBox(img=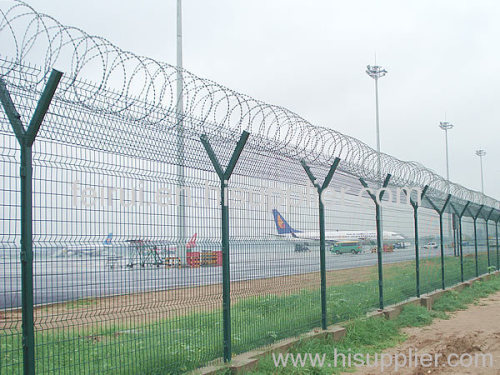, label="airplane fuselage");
[279,230,404,242]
